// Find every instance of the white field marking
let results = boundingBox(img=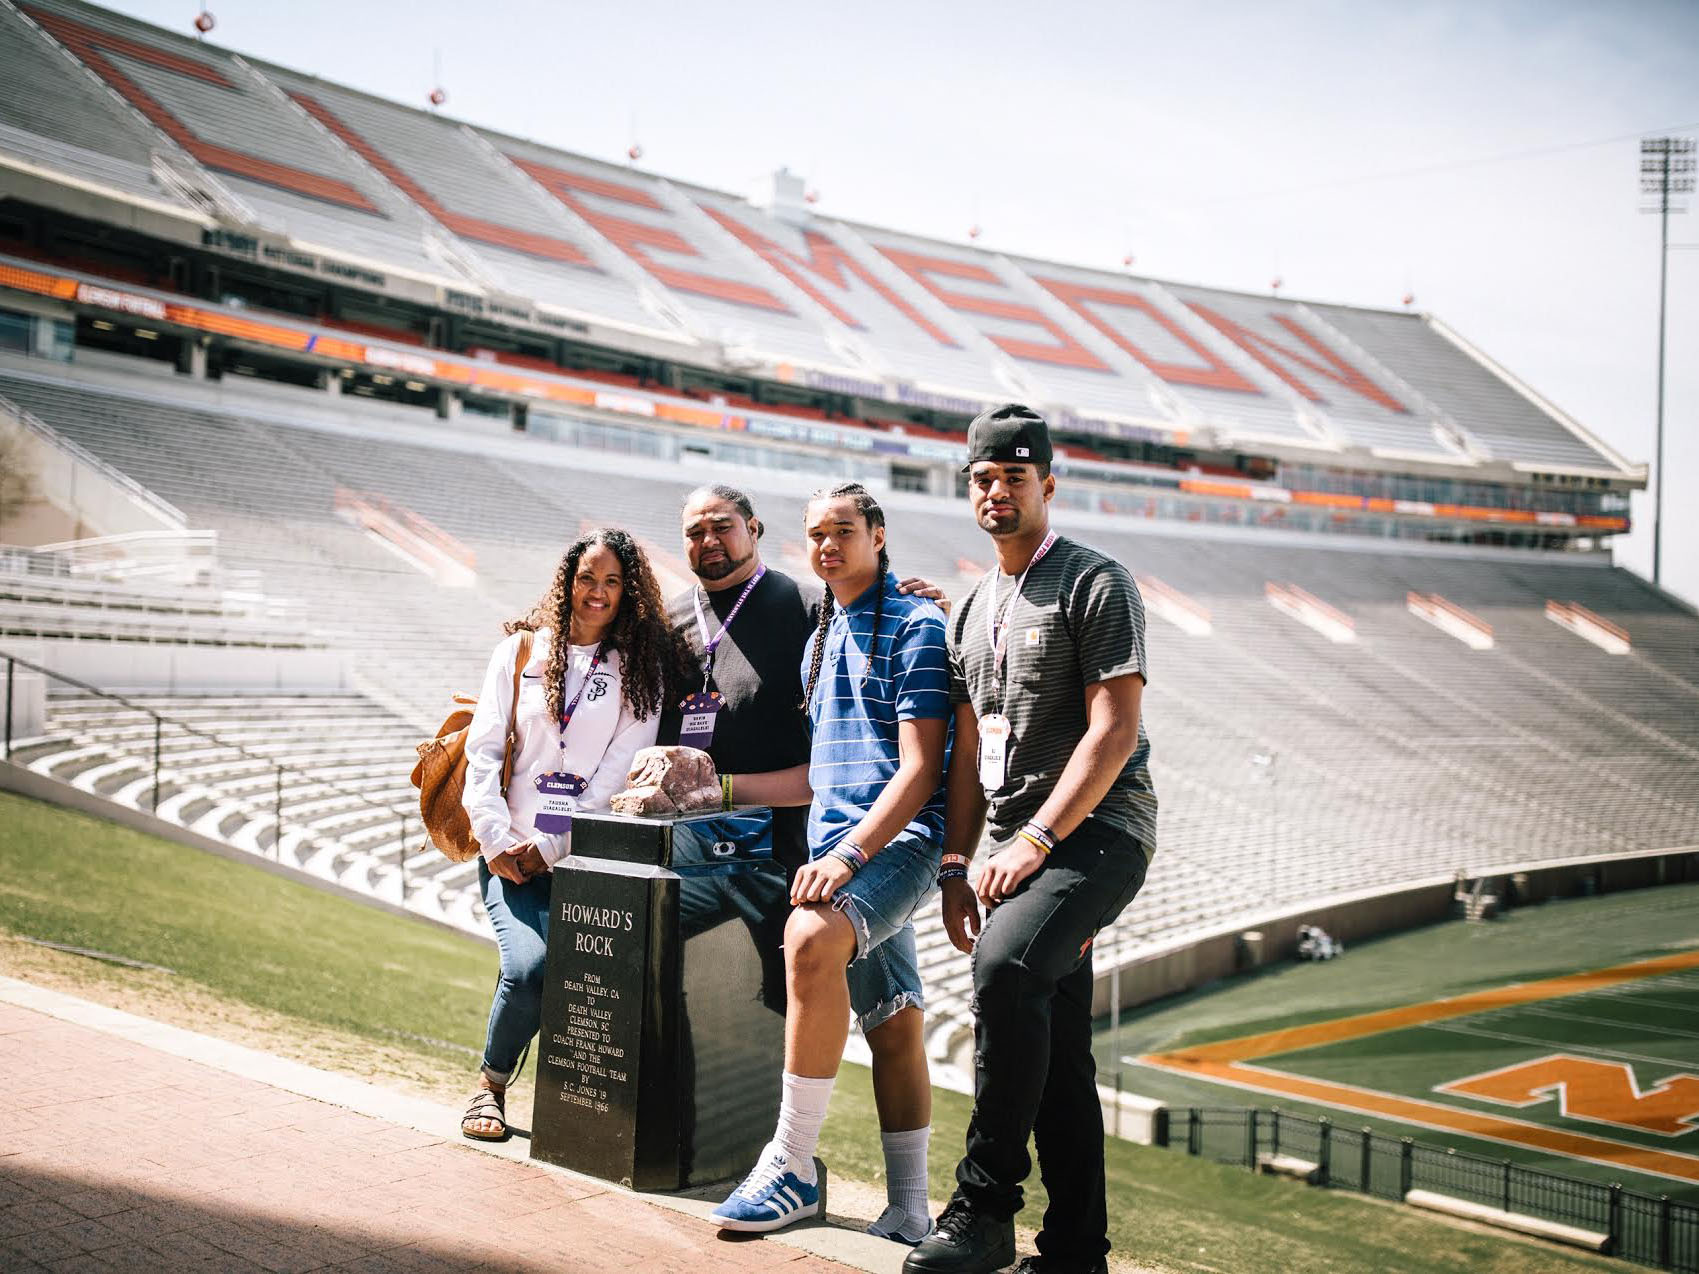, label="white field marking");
[1516,1004,1699,1043]
[1425,1021,1697,1071]
[1578,988,1699,1015]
